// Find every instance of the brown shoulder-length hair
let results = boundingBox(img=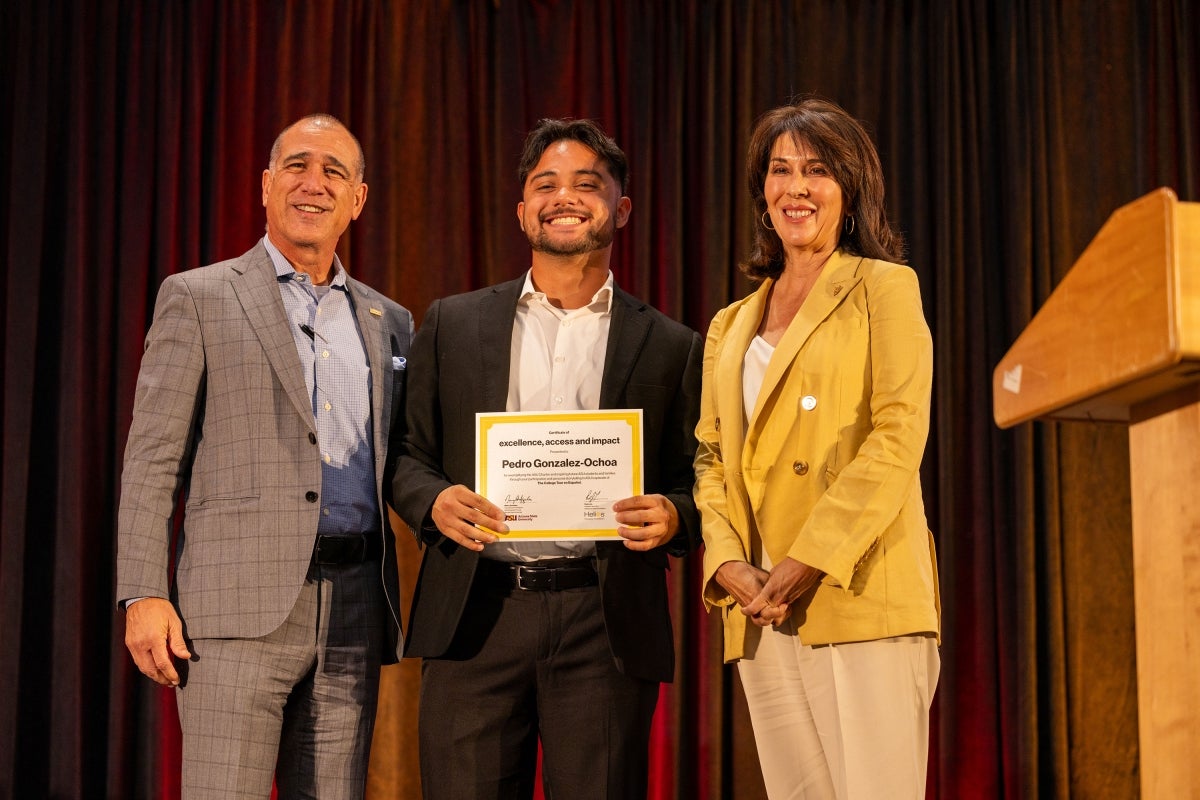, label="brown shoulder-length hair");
[742,98,905,280]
